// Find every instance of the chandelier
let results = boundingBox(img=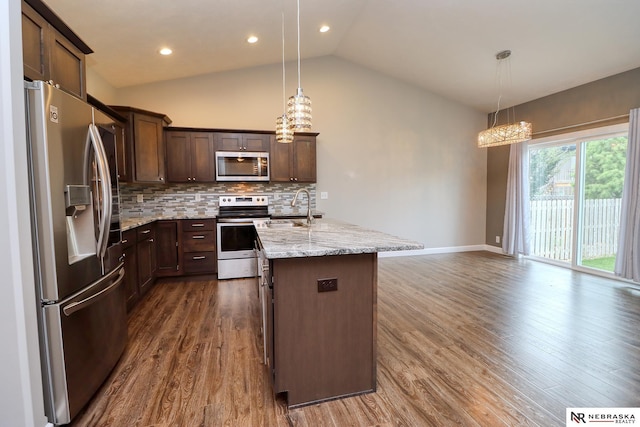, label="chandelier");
[287,0,312,132]
[477,50,532,148]
[275,11,294,143]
